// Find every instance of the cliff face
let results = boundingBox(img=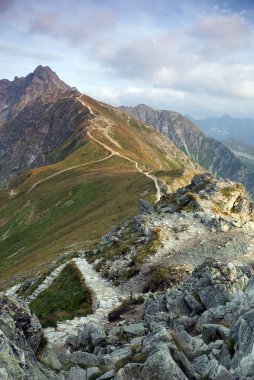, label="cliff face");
[120,104,254,197]
[0,66,89,188]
